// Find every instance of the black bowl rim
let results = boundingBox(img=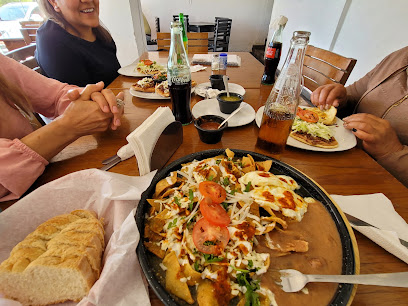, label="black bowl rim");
[194,115,228,132]
[135,149,358,306]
